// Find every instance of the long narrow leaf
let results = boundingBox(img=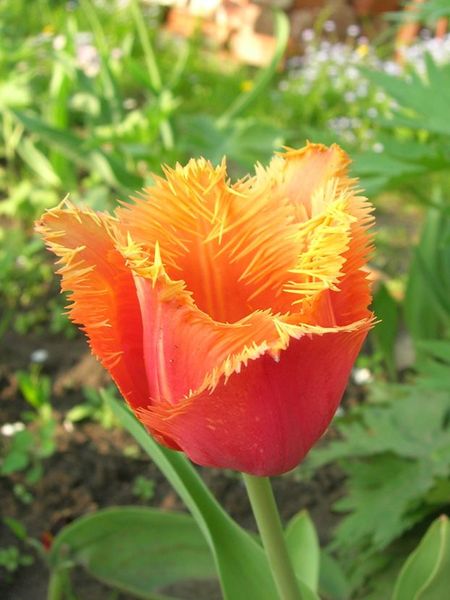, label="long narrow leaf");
[217,10,289,128]
[13,110,142,192]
